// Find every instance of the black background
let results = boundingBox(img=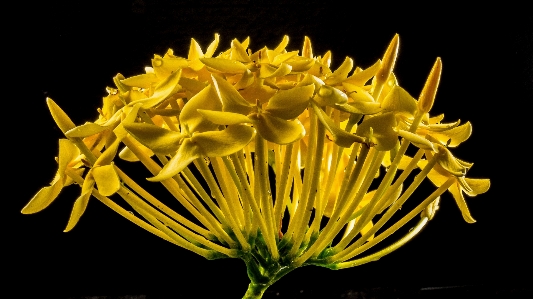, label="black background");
[9,1,532,298]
